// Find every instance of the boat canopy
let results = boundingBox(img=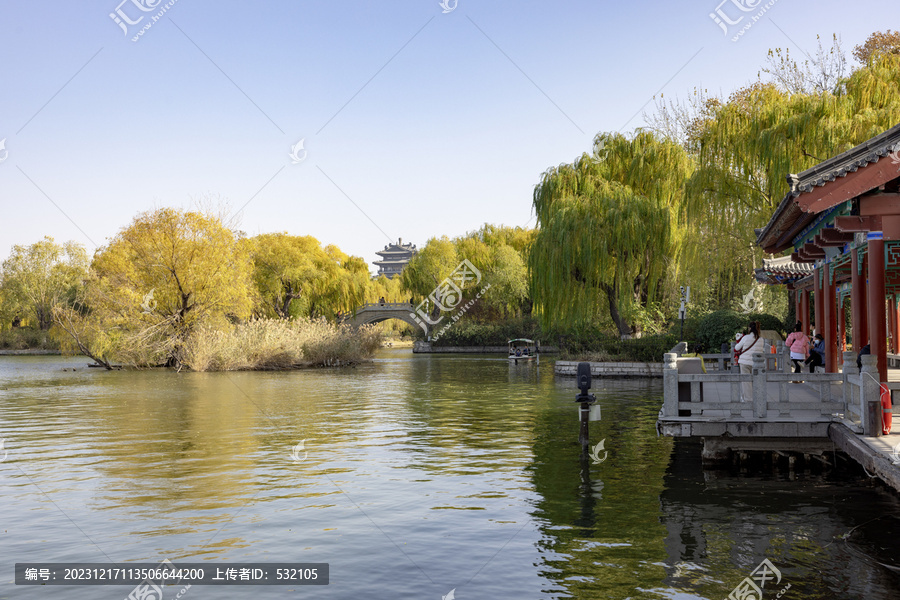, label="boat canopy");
[508,339,534,345]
